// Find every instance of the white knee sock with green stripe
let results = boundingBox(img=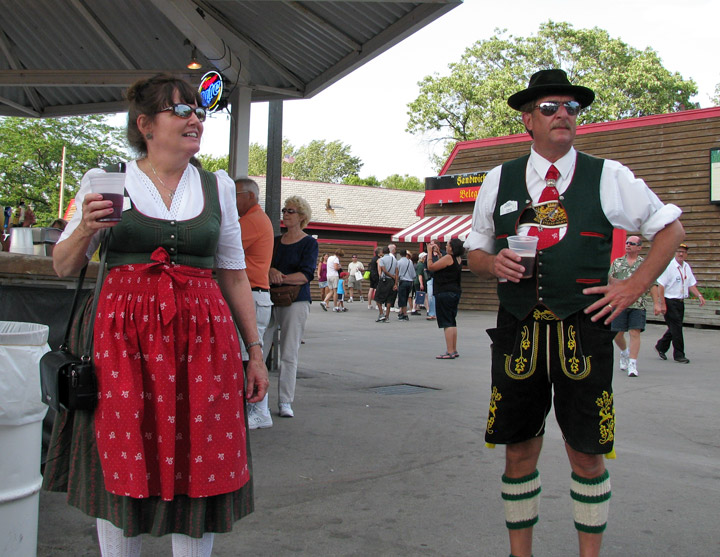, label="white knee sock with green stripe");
[502,470,541,530]
[571,470,611,533]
